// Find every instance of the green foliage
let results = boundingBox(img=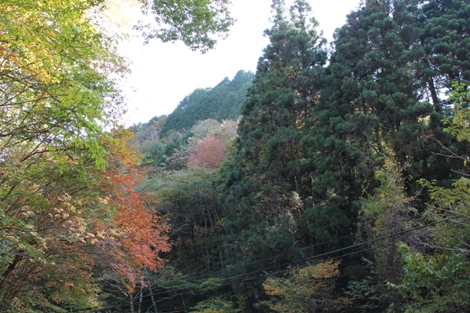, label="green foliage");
[145,265,197,313]
[140,167,225,274]
[145,0,235,52]
[361,160,415,240]
[142,130,192,169]
[416,0,470,91]
[393,175,470,312]
[391,83,470,312]
[0,0,124,169]
[394,243,470,313]
[345,258,392,313]
[355,160,418,310]
[319,0,435,190]
[445,81,470,142]
[219,1,336,307]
